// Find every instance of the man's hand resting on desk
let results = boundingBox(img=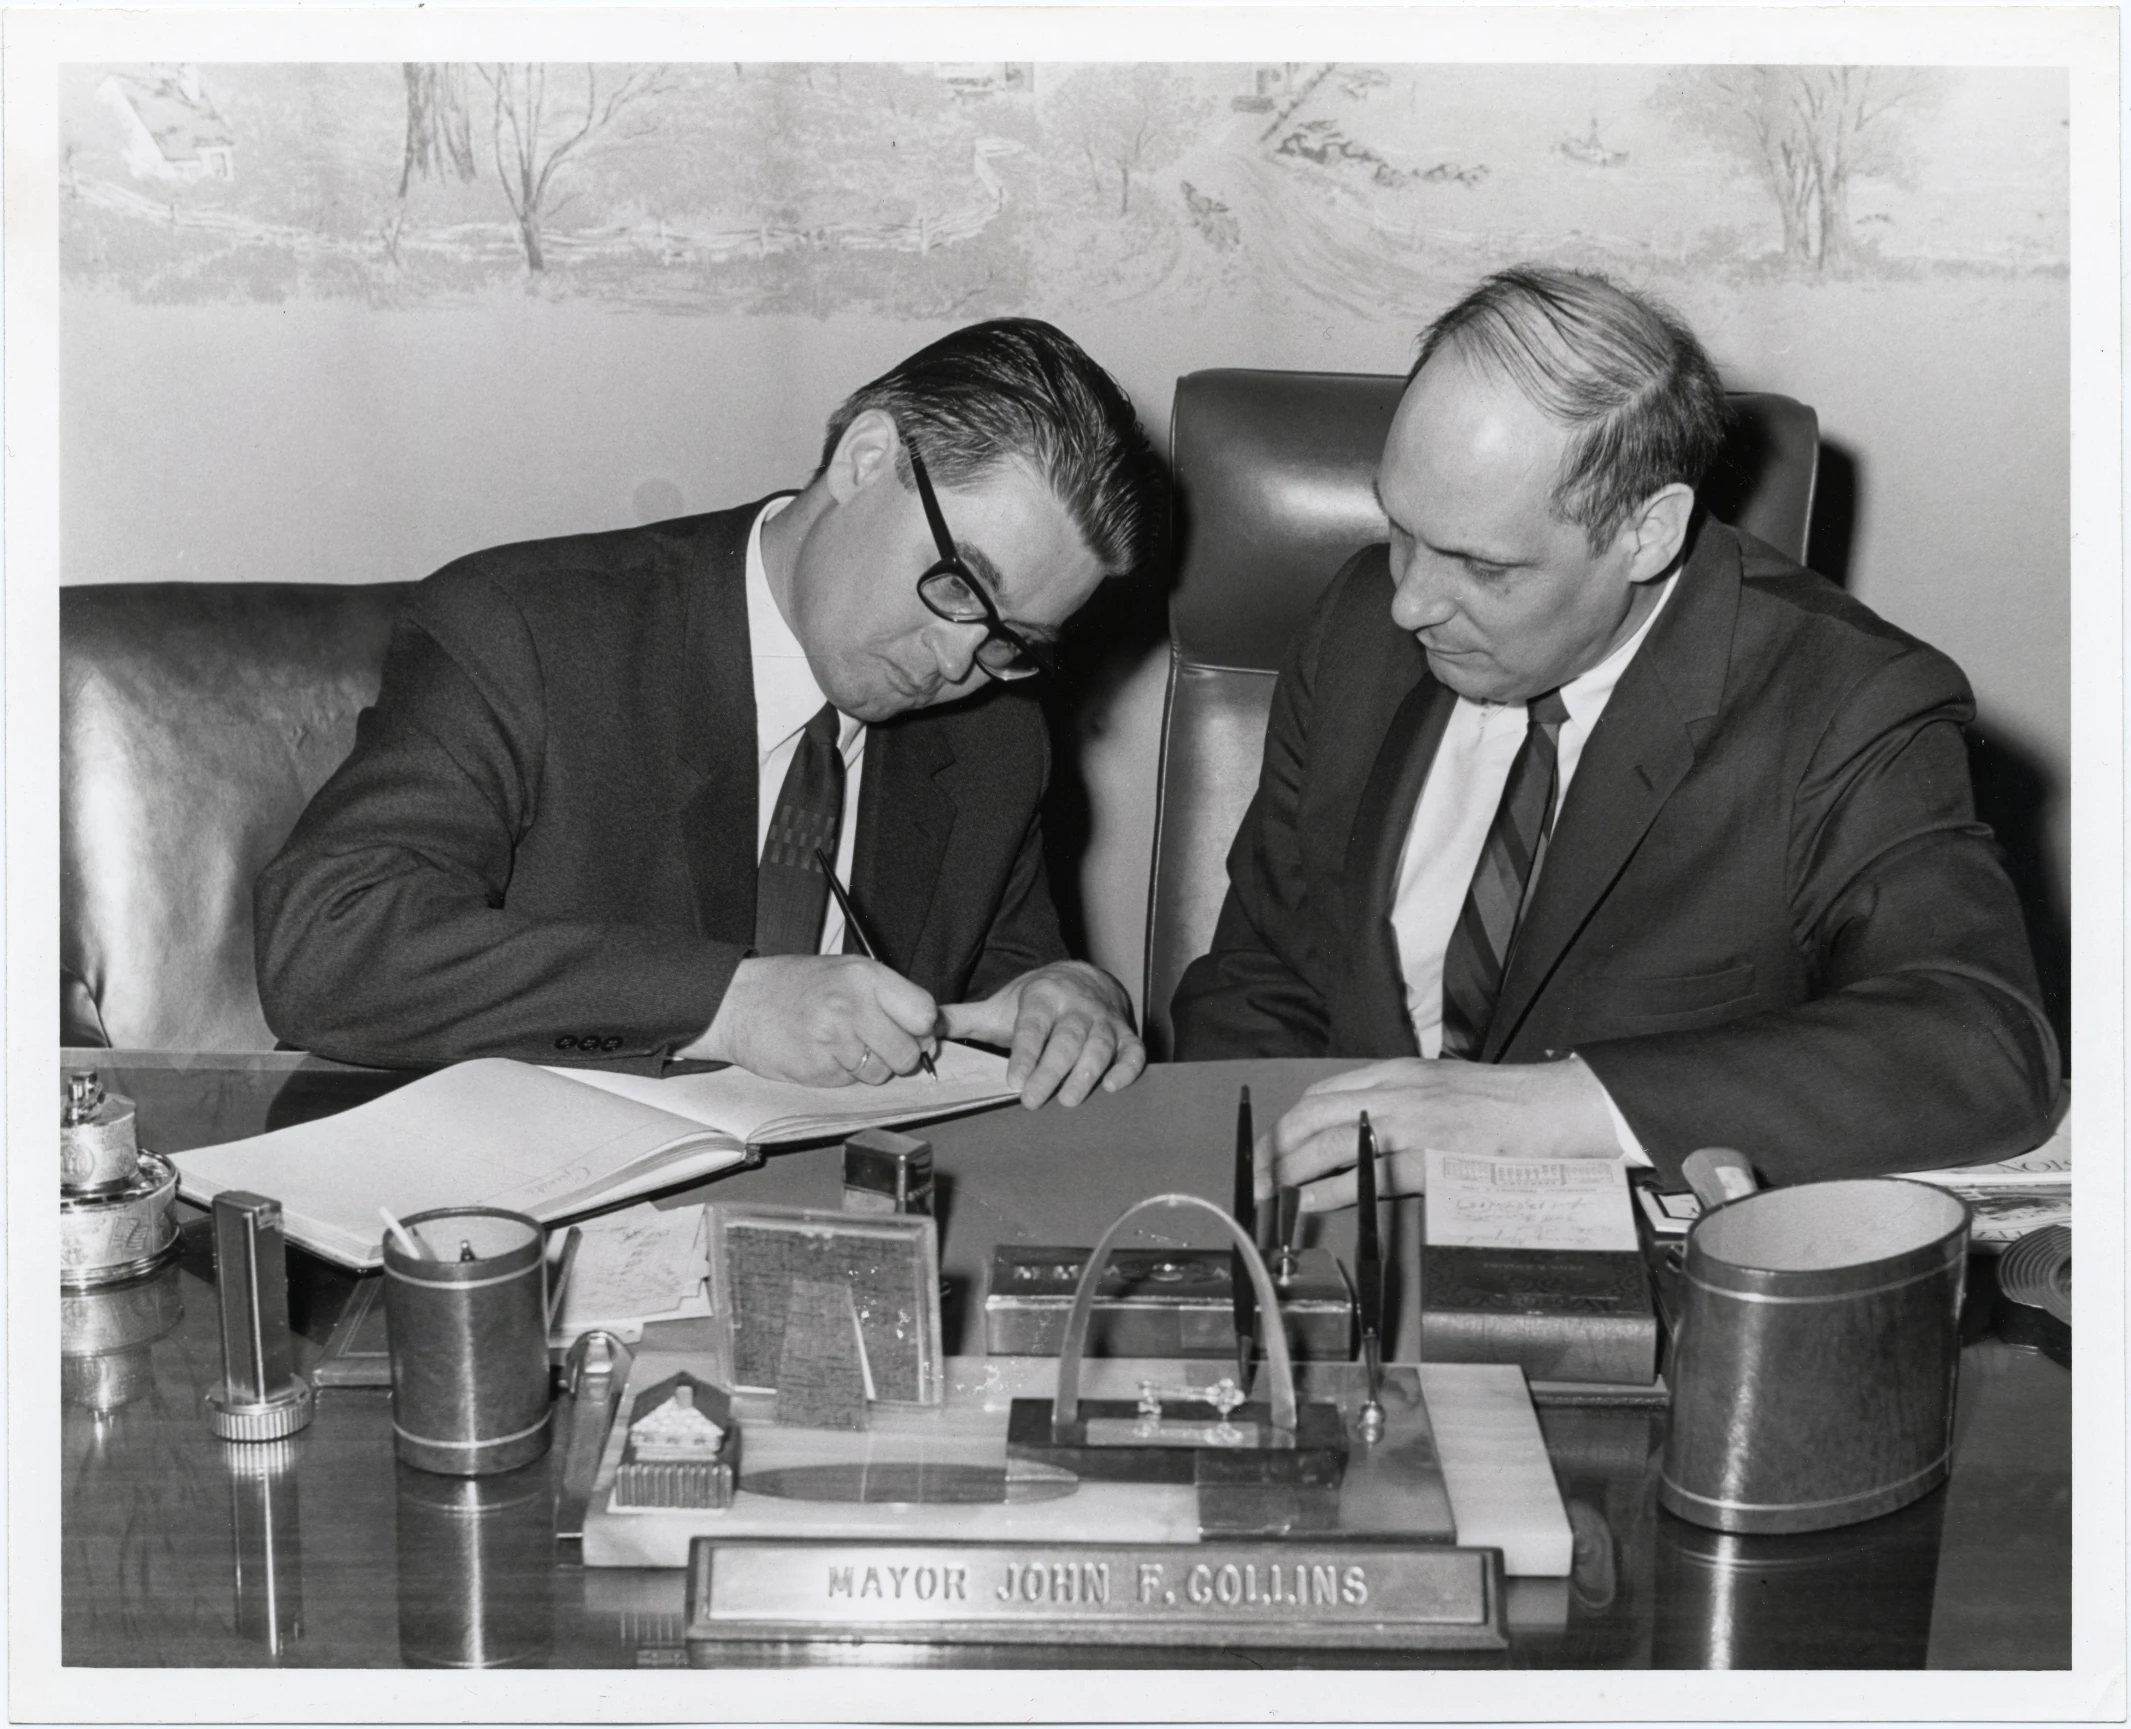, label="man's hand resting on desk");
[683,955,942,1087]
[942,961,1145,1109]
[1261,1056,1620,1210]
